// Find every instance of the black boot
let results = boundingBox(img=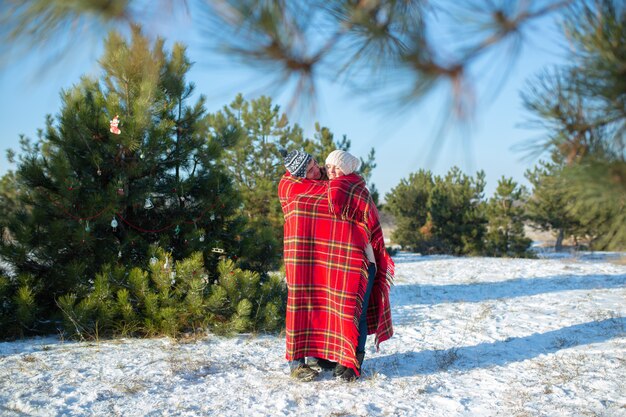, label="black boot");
[308,357,337,371]
[333,364,348,378]
[339,352,365,382]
